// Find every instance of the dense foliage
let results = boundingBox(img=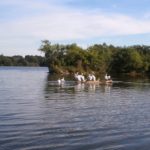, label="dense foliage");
[39,40,150,75]
[0,55,46,67]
